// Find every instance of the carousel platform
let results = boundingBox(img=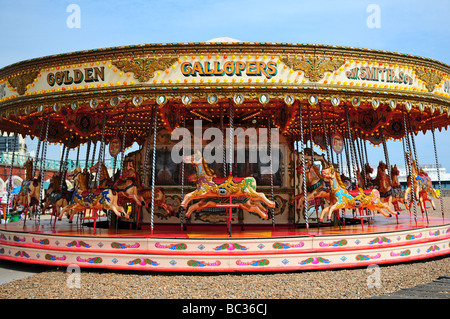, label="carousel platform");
[0,213,448,272]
